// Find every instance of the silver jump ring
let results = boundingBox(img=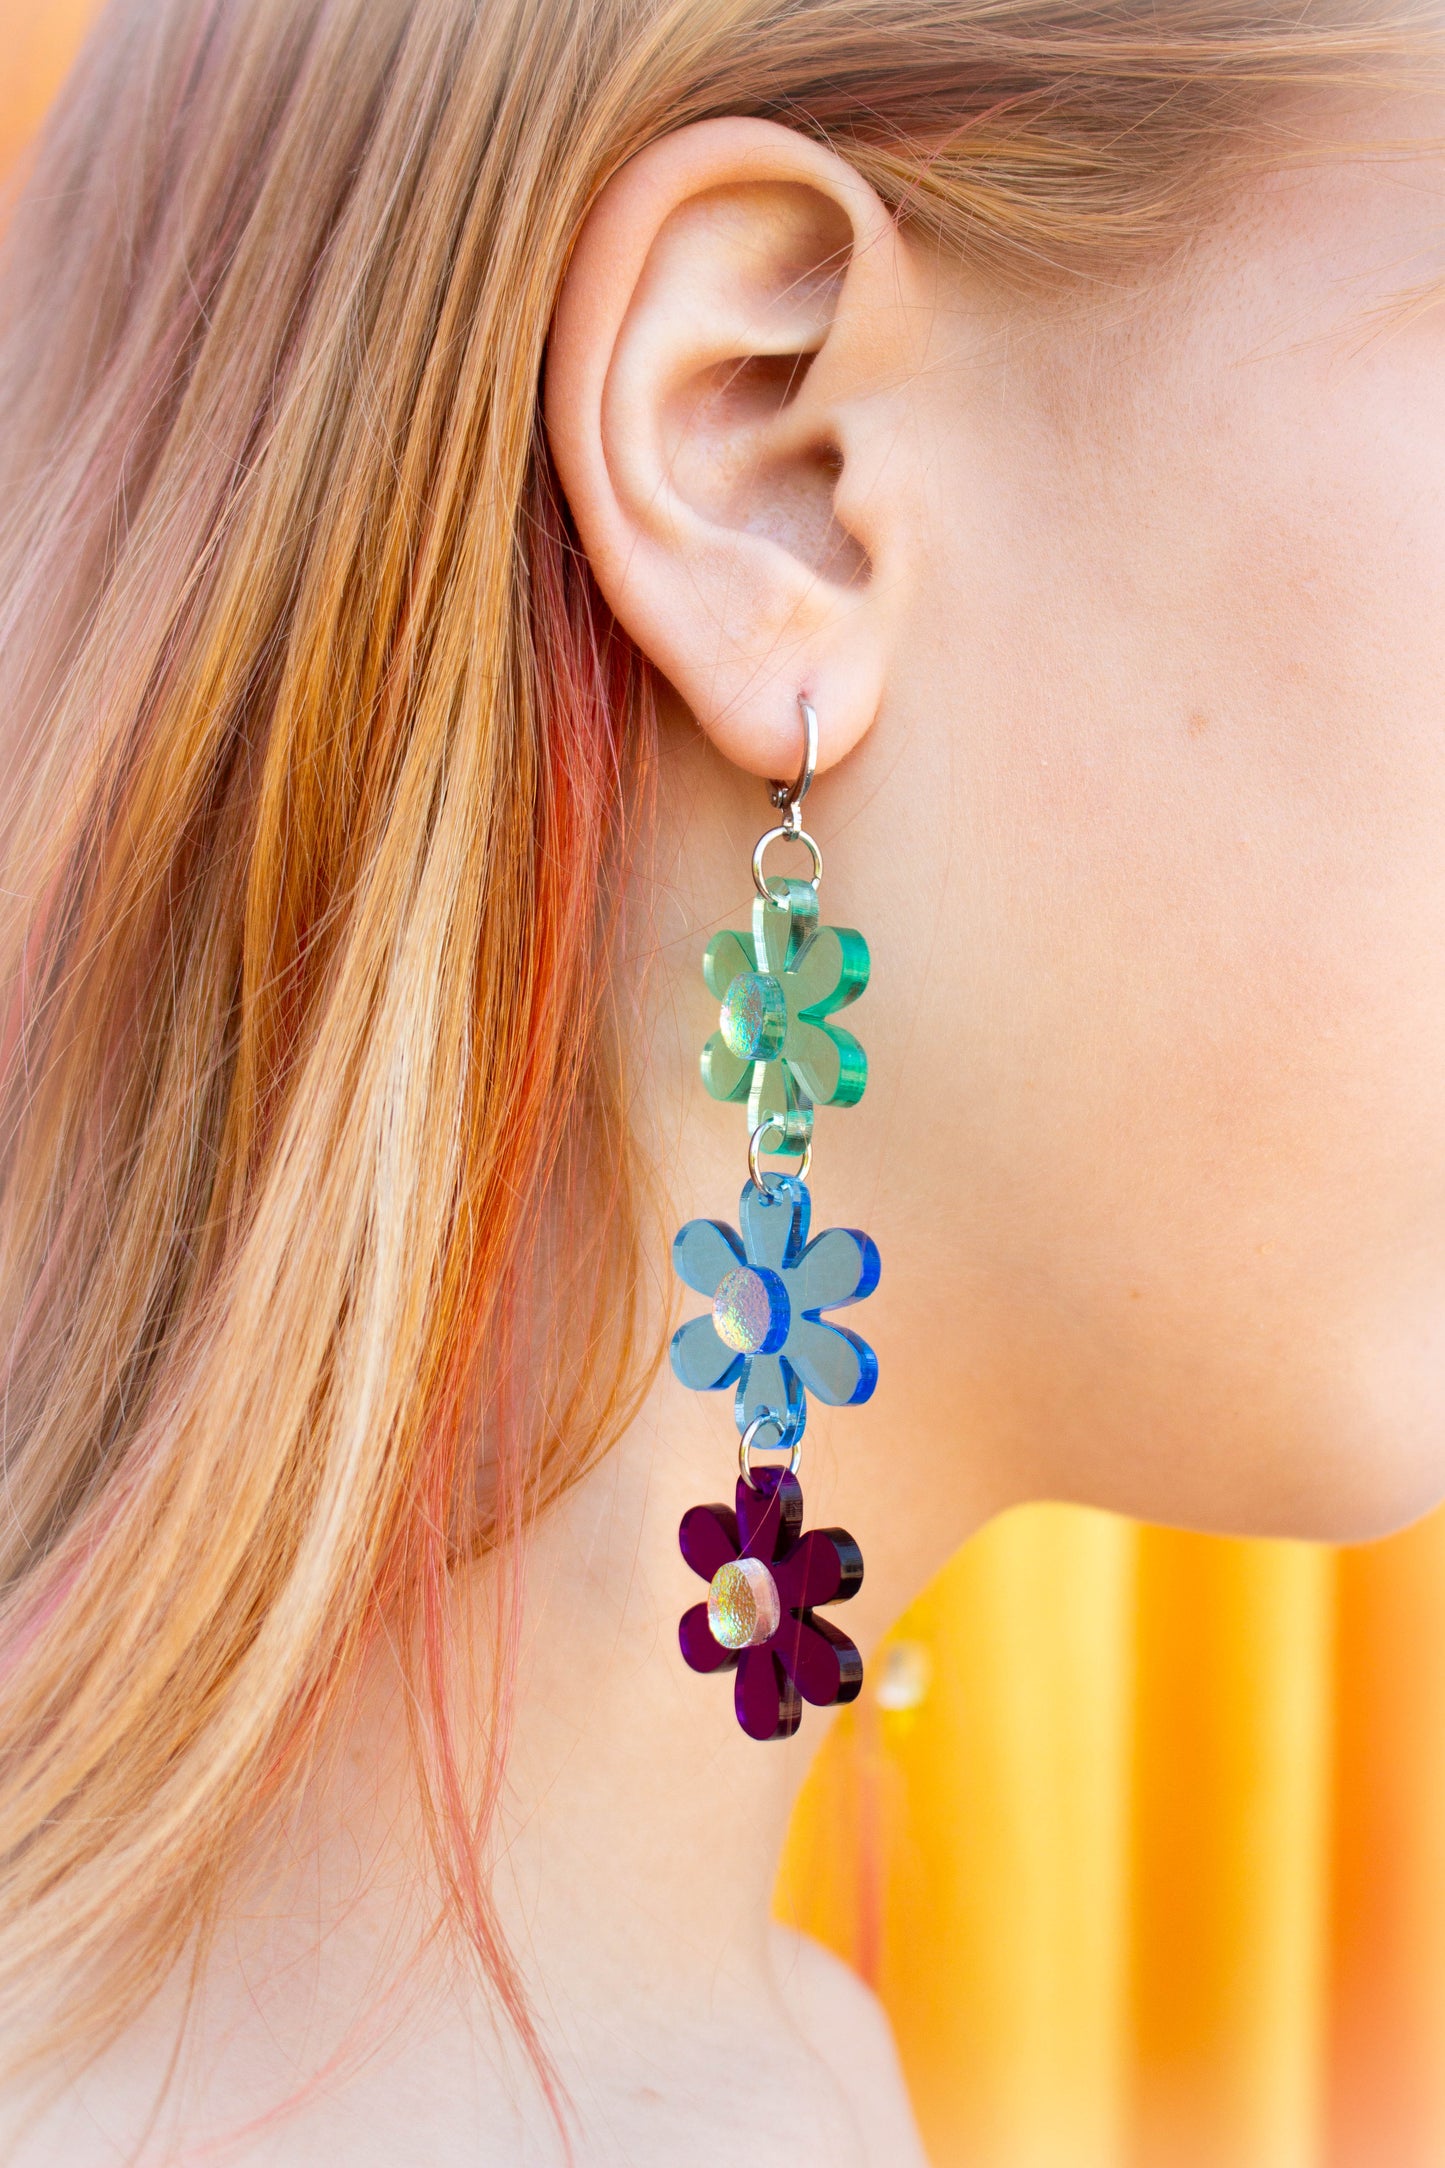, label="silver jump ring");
[748,1118,812,1195]
[738,1408,802,1490]
[751,825,823,904]
[768,695,818,833]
